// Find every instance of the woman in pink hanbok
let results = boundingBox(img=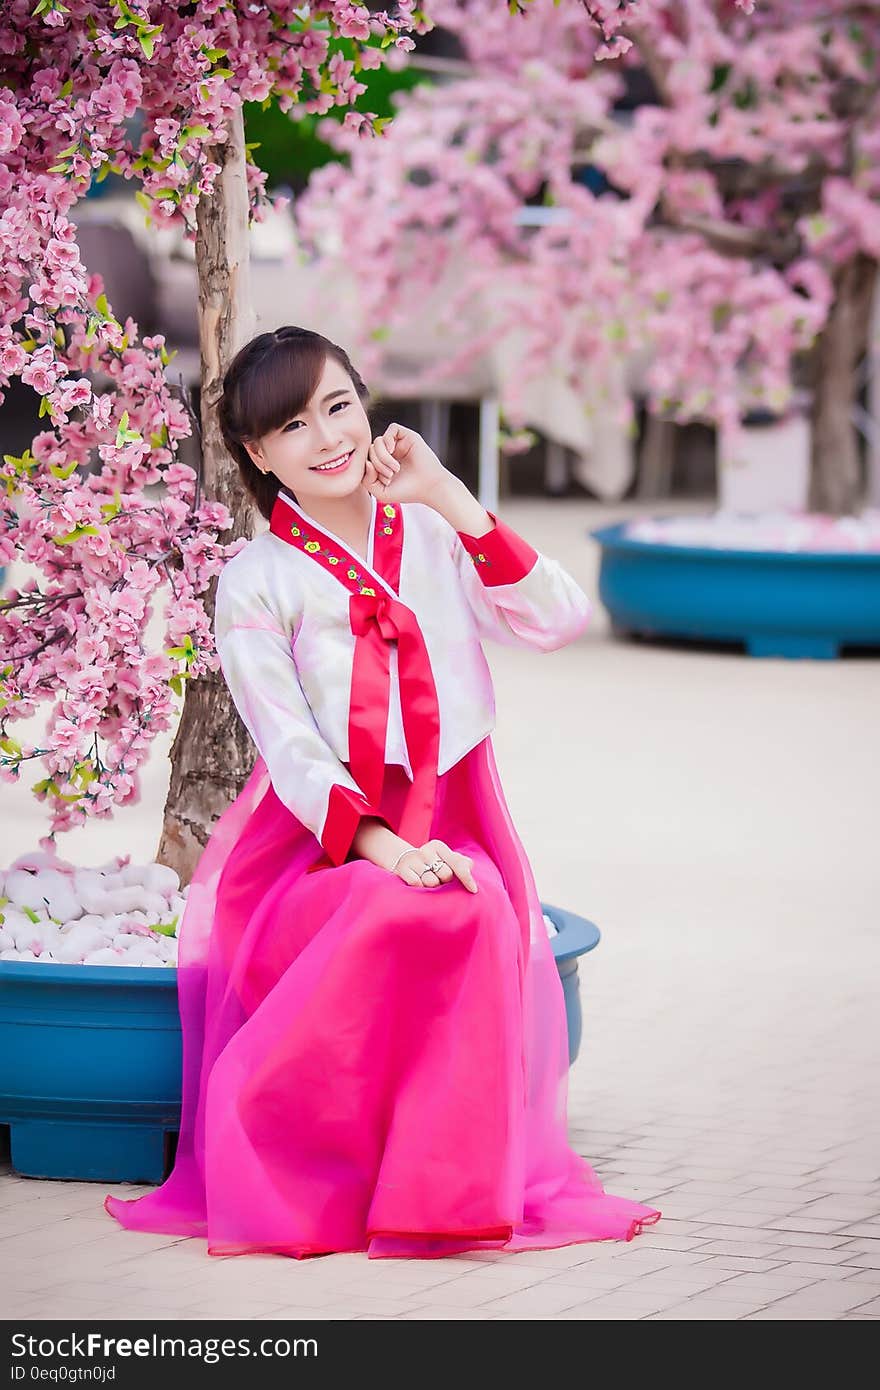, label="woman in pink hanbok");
[104,326,660,1259]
